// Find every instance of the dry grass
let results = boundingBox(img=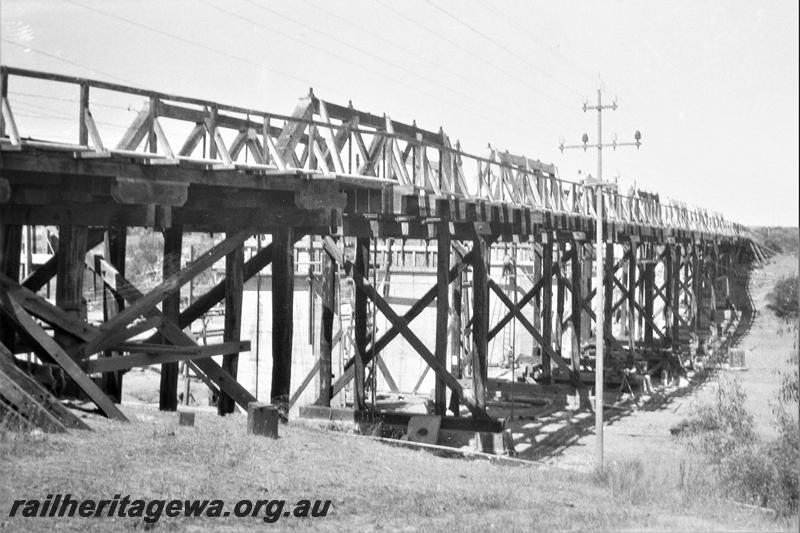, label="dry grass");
[1,404,793,532]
